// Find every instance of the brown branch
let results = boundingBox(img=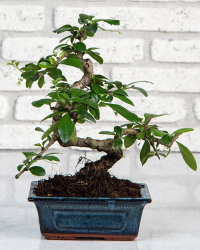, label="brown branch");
[150,141,160,159]
[15,138,57,179]
[72,56,93,89]
[122,128,179,148]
